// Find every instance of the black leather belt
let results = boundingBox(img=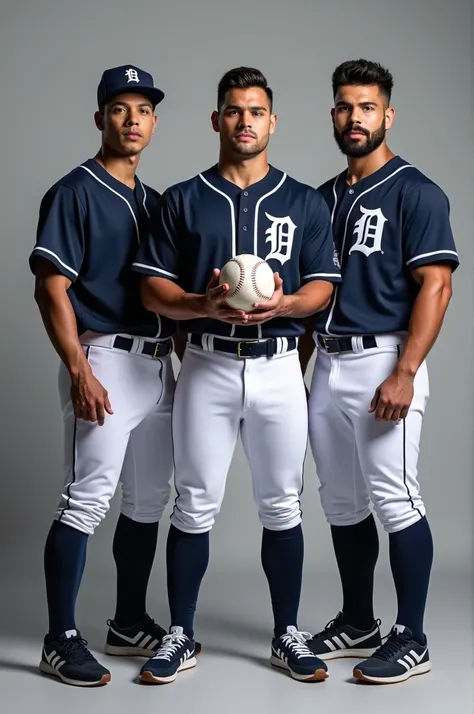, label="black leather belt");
[190,335,297,359]
[113,335,173,358]
[317,334,377,354]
